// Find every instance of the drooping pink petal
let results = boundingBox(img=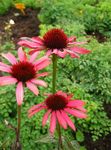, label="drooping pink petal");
[56,110,67,129]
[67,101,86,112]
[70,47,90,54]
[18,39,42,49]
[34,57,50,71]
[31,79,47,87]
[69,41,87,45]
[68,36,76,42]
[0,62,11,68]
[37,60,50,70]
[46,50,52,56]
[67,100,85,107]
[16,82,24,106]
[66,49,80,58]
[0,76,17,86]
[26,81,39,95]
[31,37,43,45]
[34,56,49,66]
[52,49,58,54]
[18,47,27,61]
[37,72,49,77]
[2,53,17,64]
[57,50,67,58]
[29,49,43,55]
[61,110,76,131]
[65,108,87,119]
[28,106,46,118]
[28,103,44,113]
[50,111,56,134]
[56,91,67,98]
[0,65,11,73]
[42,109,51,127]
[29,51,39,63]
